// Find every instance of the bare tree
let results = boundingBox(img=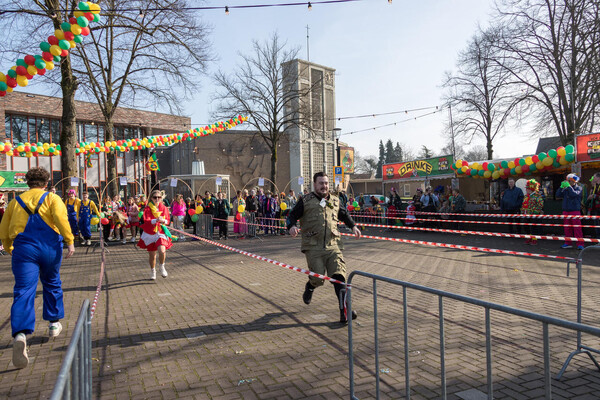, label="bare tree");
[494,0,600,144]
[0,0,85,190]
[354,152,378,175]
[211,32,313,191]
[72,0,210,195]
[463,145,489,161]
[443,26,523,159]
[419,145,434,159]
